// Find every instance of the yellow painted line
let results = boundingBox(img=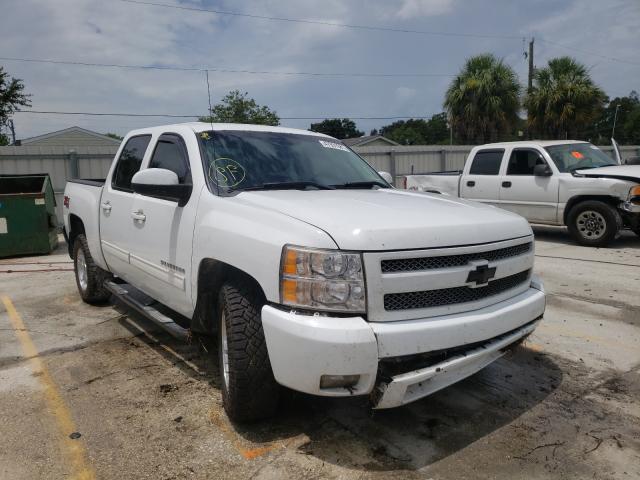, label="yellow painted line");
[1,296,95,480]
